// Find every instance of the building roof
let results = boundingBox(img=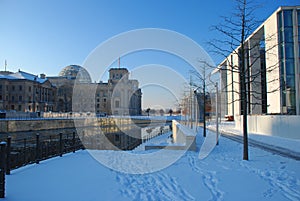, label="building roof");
[109,67,129,72]
[0,70,47,84]
[59,65,92,83]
